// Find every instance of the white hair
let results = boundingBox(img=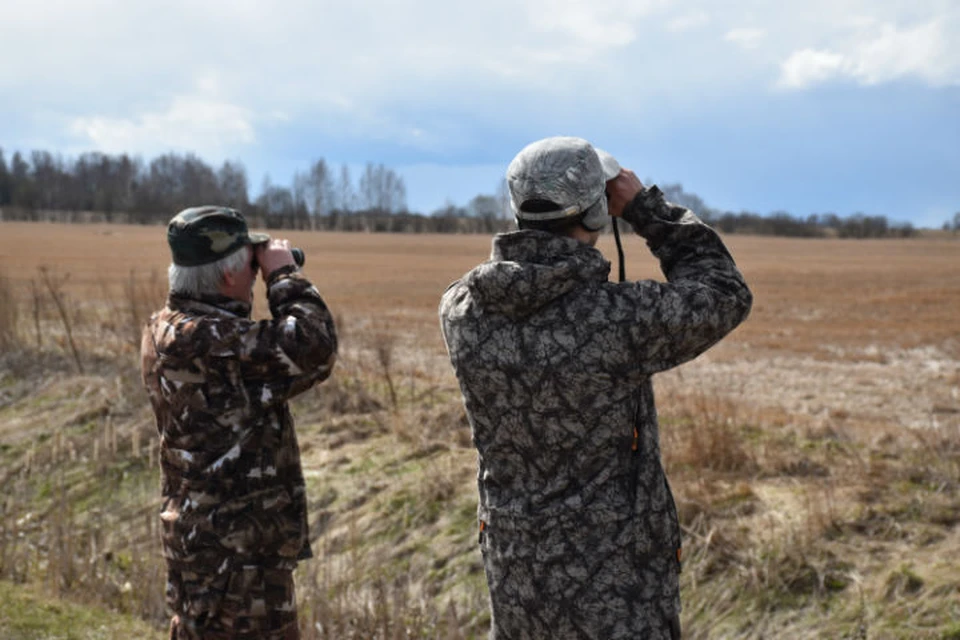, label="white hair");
[168,246,250,297]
